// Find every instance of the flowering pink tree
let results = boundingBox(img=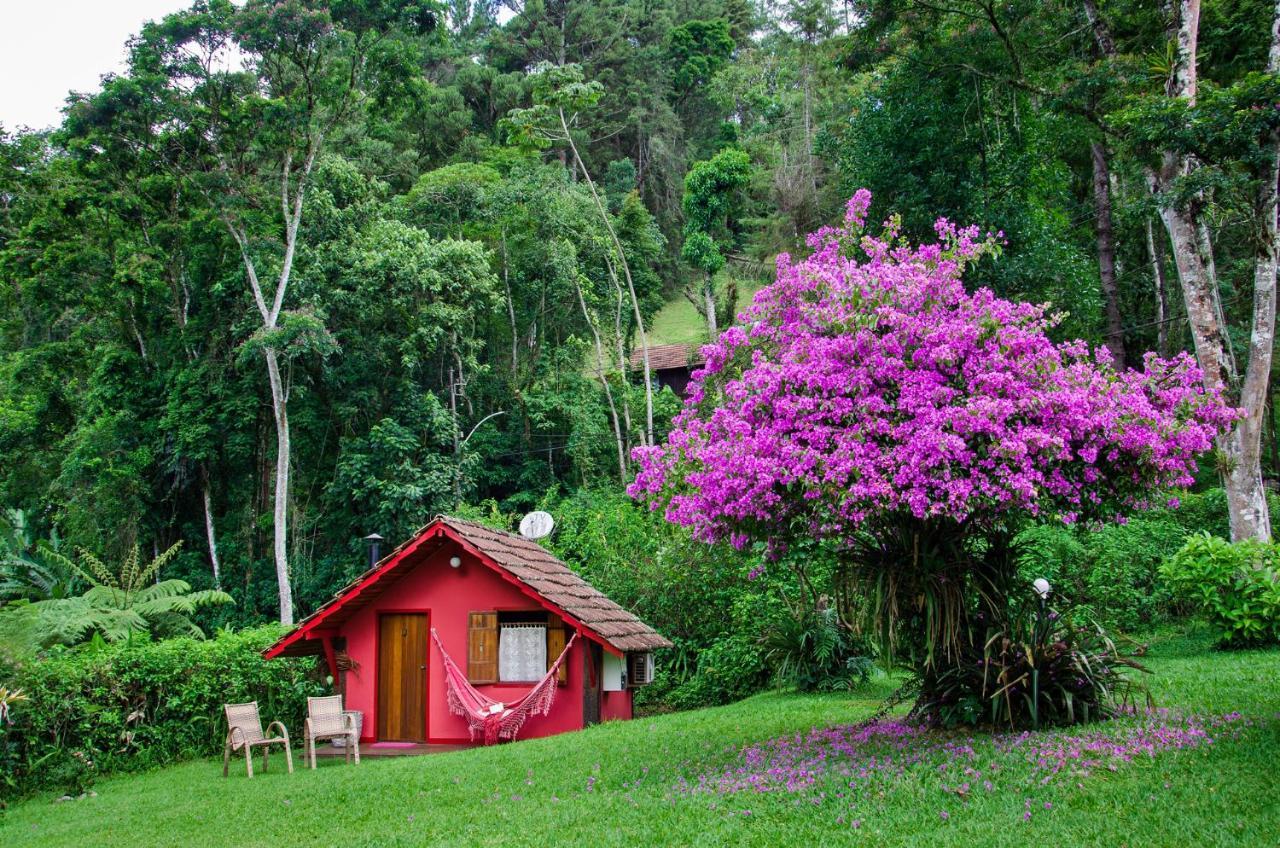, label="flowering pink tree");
[630,191,1235,693]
